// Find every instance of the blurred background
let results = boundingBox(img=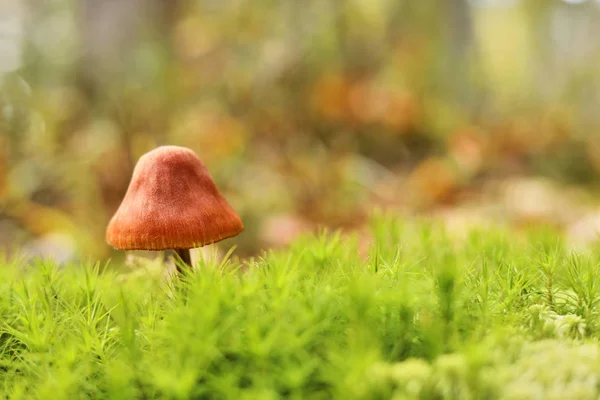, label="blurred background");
[2,0,600,263]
